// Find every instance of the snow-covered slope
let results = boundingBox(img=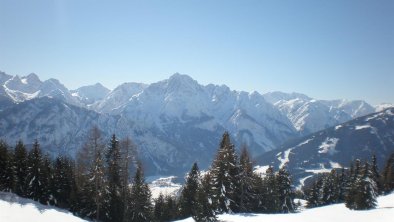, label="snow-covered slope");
[177,192,394,222]
[256,108,394,187]
[0,192,88,222]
